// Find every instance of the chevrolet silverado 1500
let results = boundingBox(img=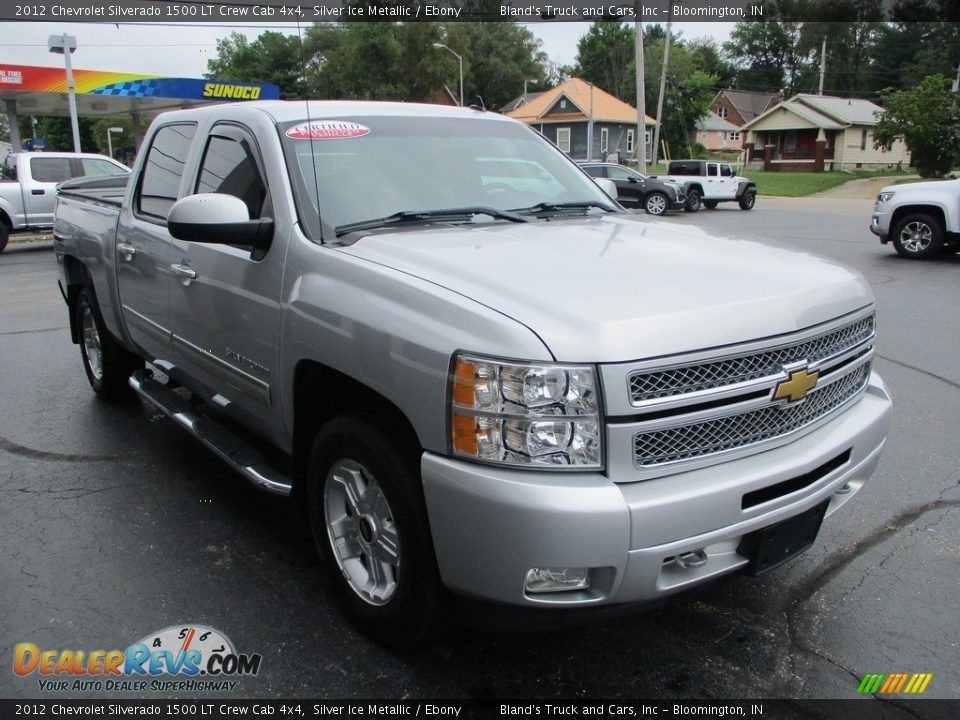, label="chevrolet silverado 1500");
[54,101,891,645]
